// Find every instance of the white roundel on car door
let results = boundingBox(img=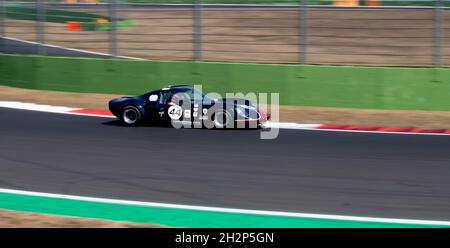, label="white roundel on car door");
[149,94,159,102]
[168,105,183,120]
